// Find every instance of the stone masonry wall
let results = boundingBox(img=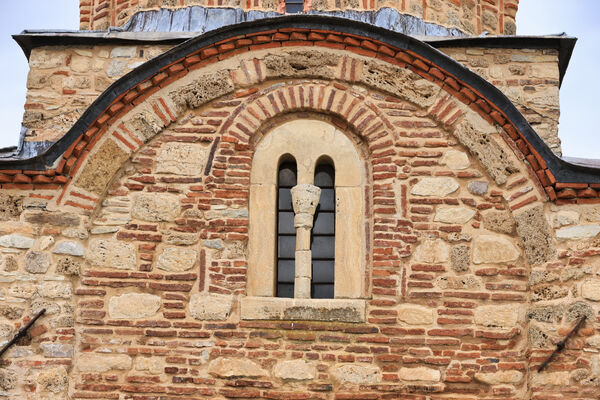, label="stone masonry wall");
[80,0,519,35]
[0,40,598,400]
[22,44,560,155]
